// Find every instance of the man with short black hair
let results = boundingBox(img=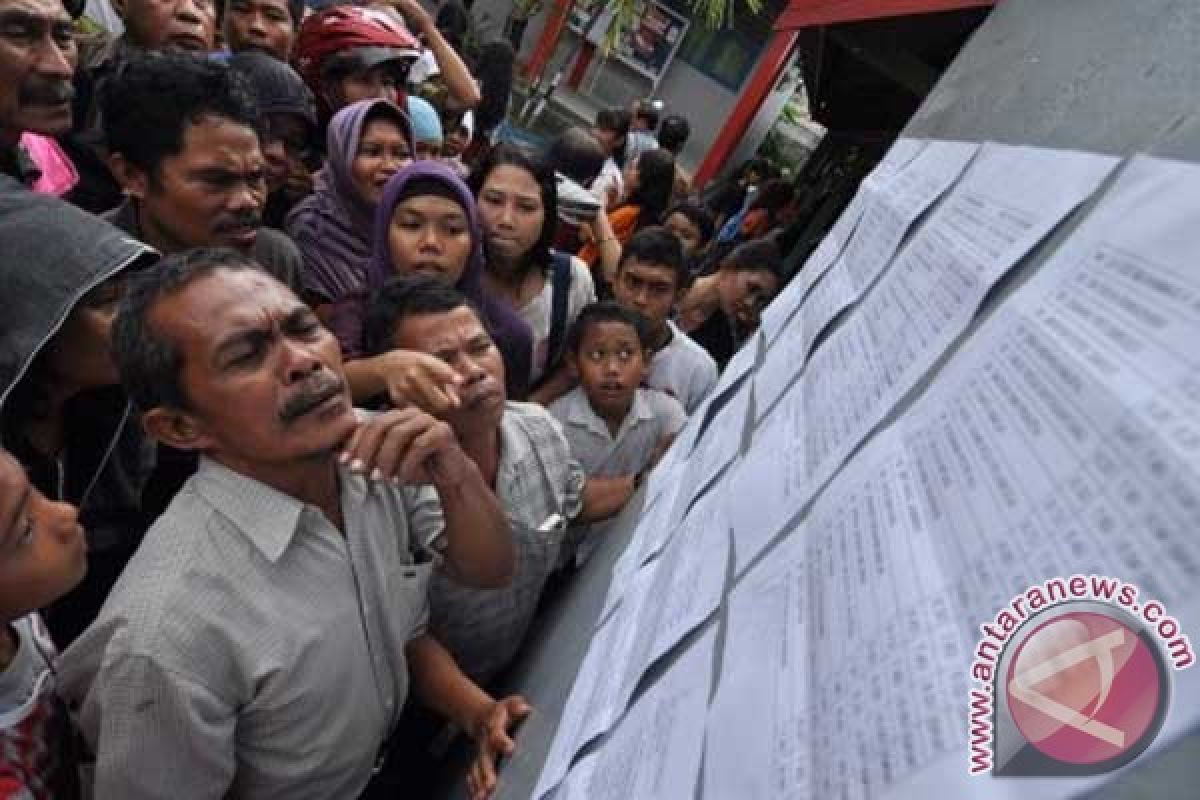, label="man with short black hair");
[65,0,218,209]
[611,226,717,411]
[100,52,301,287]
[62,249,515,799]
[0,0,79,185]
[222,0,303,61]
